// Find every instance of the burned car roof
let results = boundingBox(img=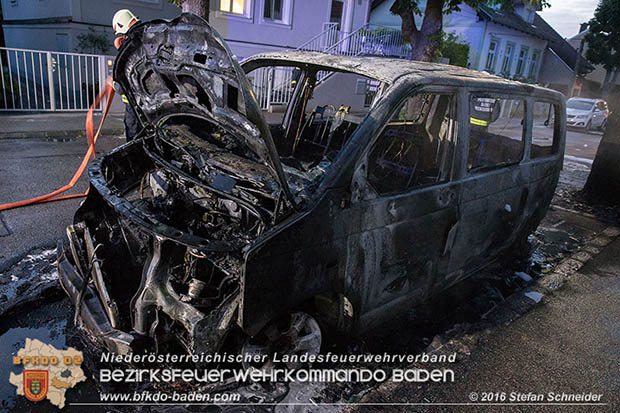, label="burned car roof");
[242,51,542,87]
